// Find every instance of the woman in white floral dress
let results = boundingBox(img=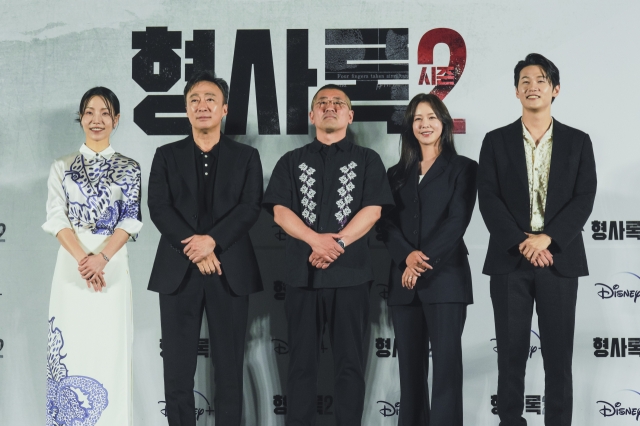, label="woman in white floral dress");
[42,87,142,426]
